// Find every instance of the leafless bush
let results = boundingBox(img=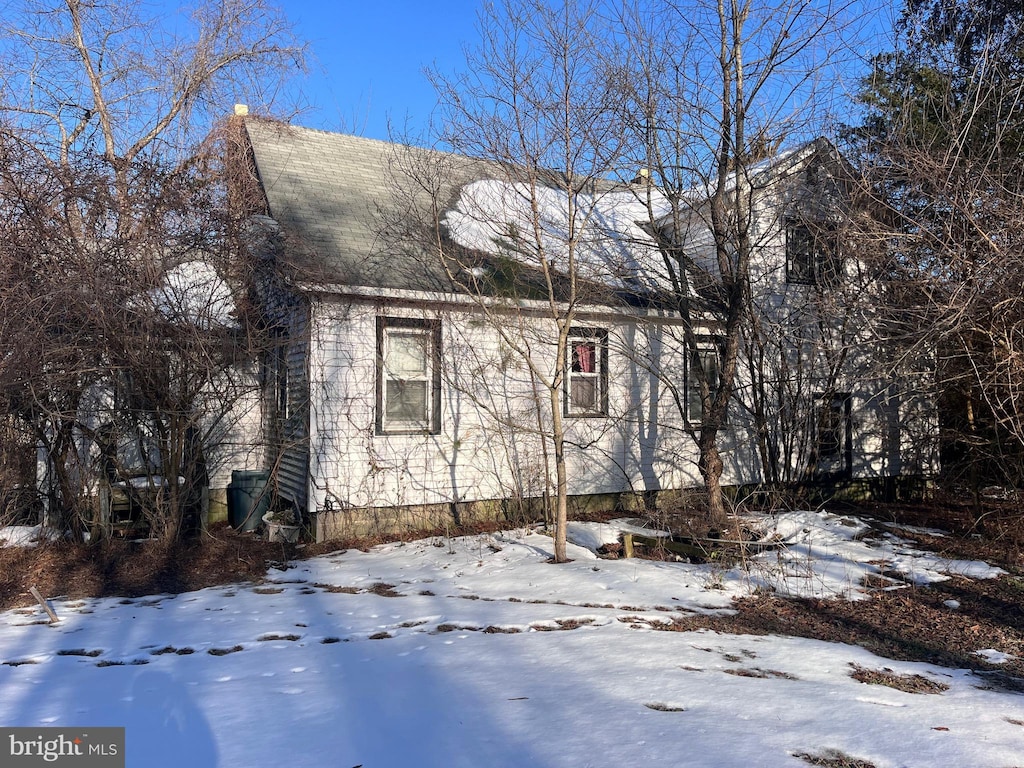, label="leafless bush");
[0,0,305,541]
